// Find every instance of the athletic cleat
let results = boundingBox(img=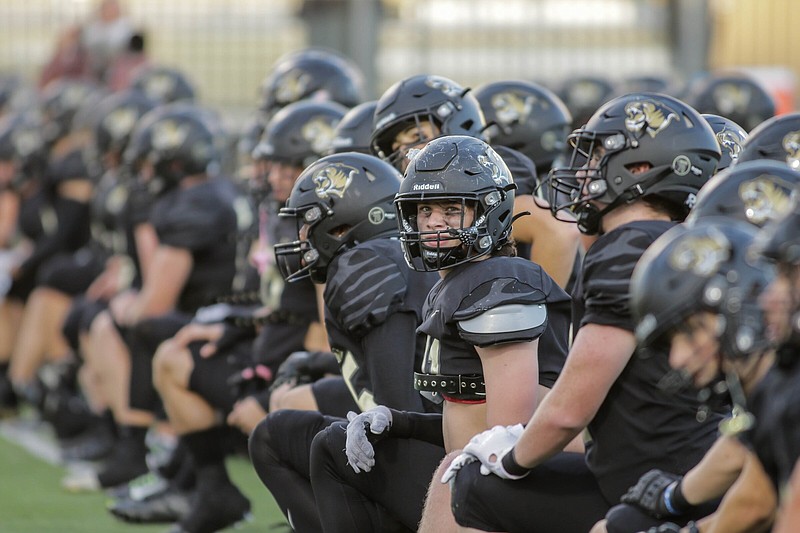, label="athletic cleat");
[108,485,193,524]
[168,483,252,533]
